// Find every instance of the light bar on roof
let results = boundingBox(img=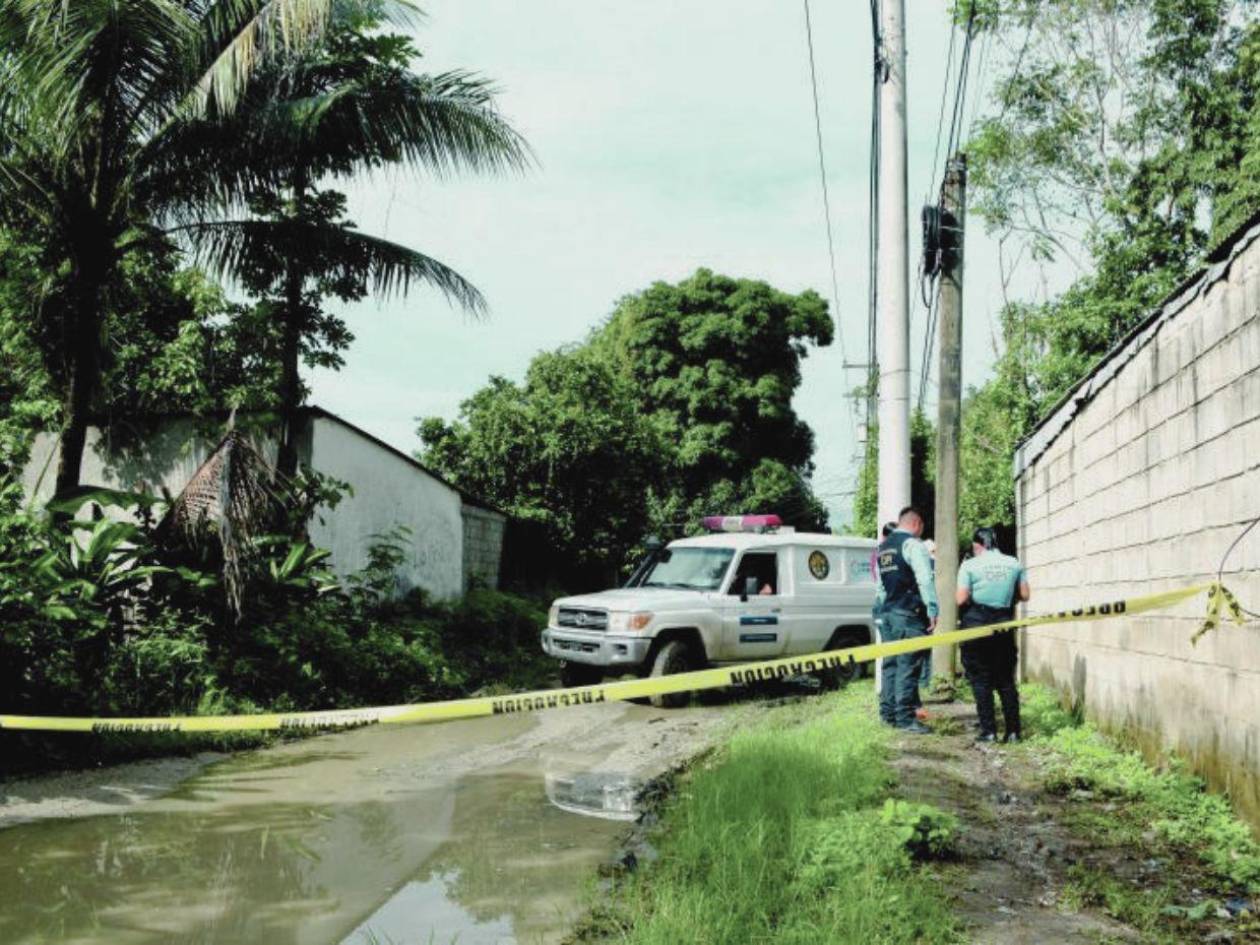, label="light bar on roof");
[701,514,783,533]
